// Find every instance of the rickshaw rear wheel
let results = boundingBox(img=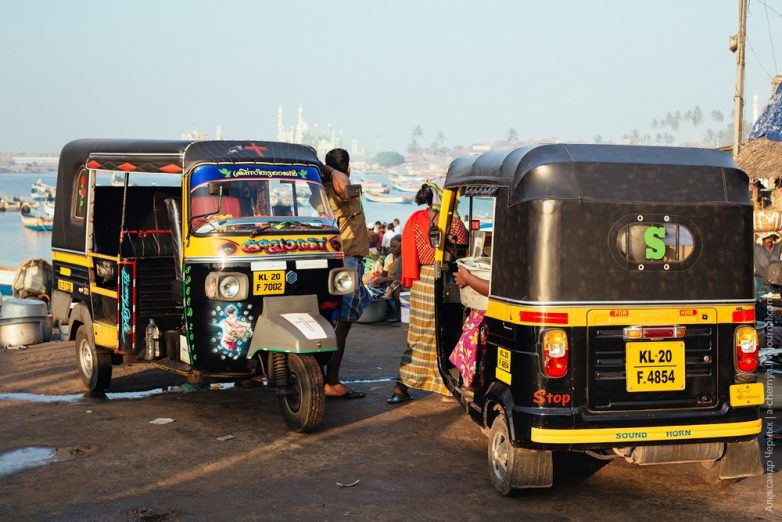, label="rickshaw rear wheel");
[75,325,112,394]
[278,354,325,433]
[488,414,515,495]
